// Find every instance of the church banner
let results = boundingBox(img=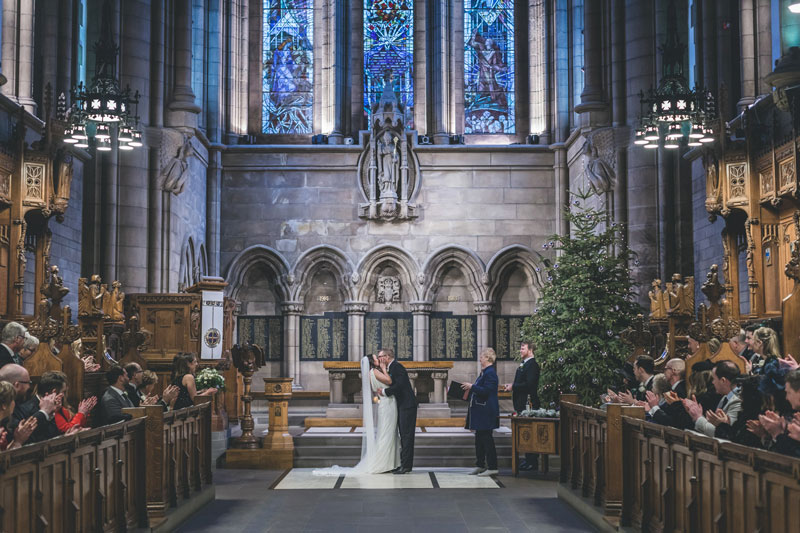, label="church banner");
[364,312,413,360]
[300,312,348,361]
[493,315,527,360]
[429,312,477,360]
[200,290,224,359]
[237,316,283,361]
